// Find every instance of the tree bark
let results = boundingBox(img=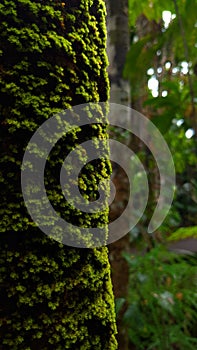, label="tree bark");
[106,1,131,349]
[0,1,117,349]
